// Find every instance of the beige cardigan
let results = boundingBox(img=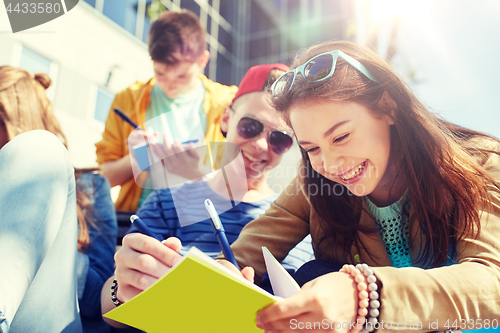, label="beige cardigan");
[224,140,500,332]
